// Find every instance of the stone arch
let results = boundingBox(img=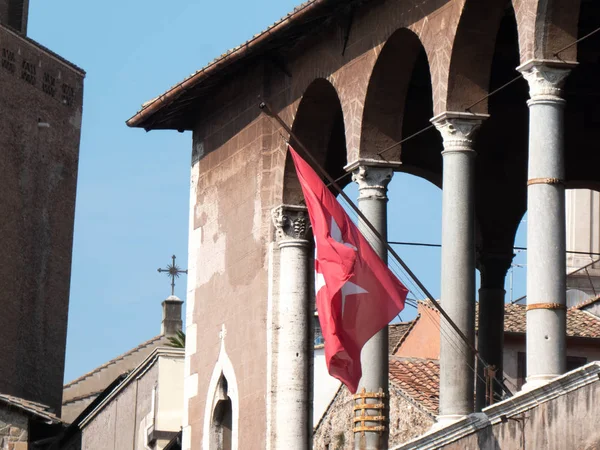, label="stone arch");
[446,0,521,113]
[282,78,348,205]
[359,27,443,187]
[360,28,425,160]
[203,326,239,450]
[533,0,581,60]
[471,5,529,262]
